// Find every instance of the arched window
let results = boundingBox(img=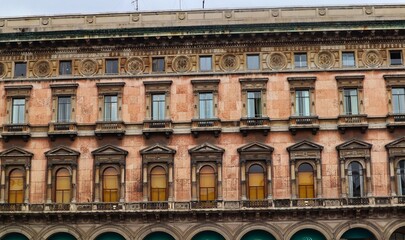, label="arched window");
[248,164,265,200]
[9,169,24,203]
[298,163,314,198]
[398,160,405,196]
[150,166,167,201]
[348,161,363,197]
[102,167,119,202]
[199,166,215,201]
[55,168,71,203]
